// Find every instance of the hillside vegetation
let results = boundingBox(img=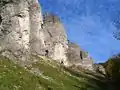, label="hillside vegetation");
[103,54,120,90]
[0,56,108,90]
